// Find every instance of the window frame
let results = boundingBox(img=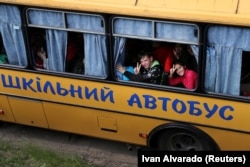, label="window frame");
[112,16,201,91]
[26,8,108,78]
